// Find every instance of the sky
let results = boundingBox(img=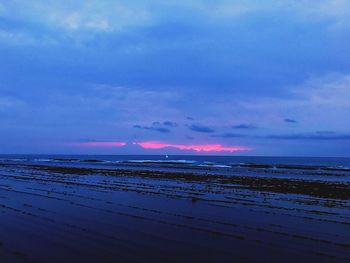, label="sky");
[0,0,350,156]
